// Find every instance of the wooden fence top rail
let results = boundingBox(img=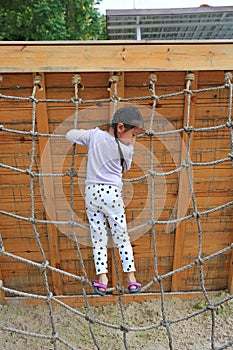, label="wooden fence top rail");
[0,40,233,73]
